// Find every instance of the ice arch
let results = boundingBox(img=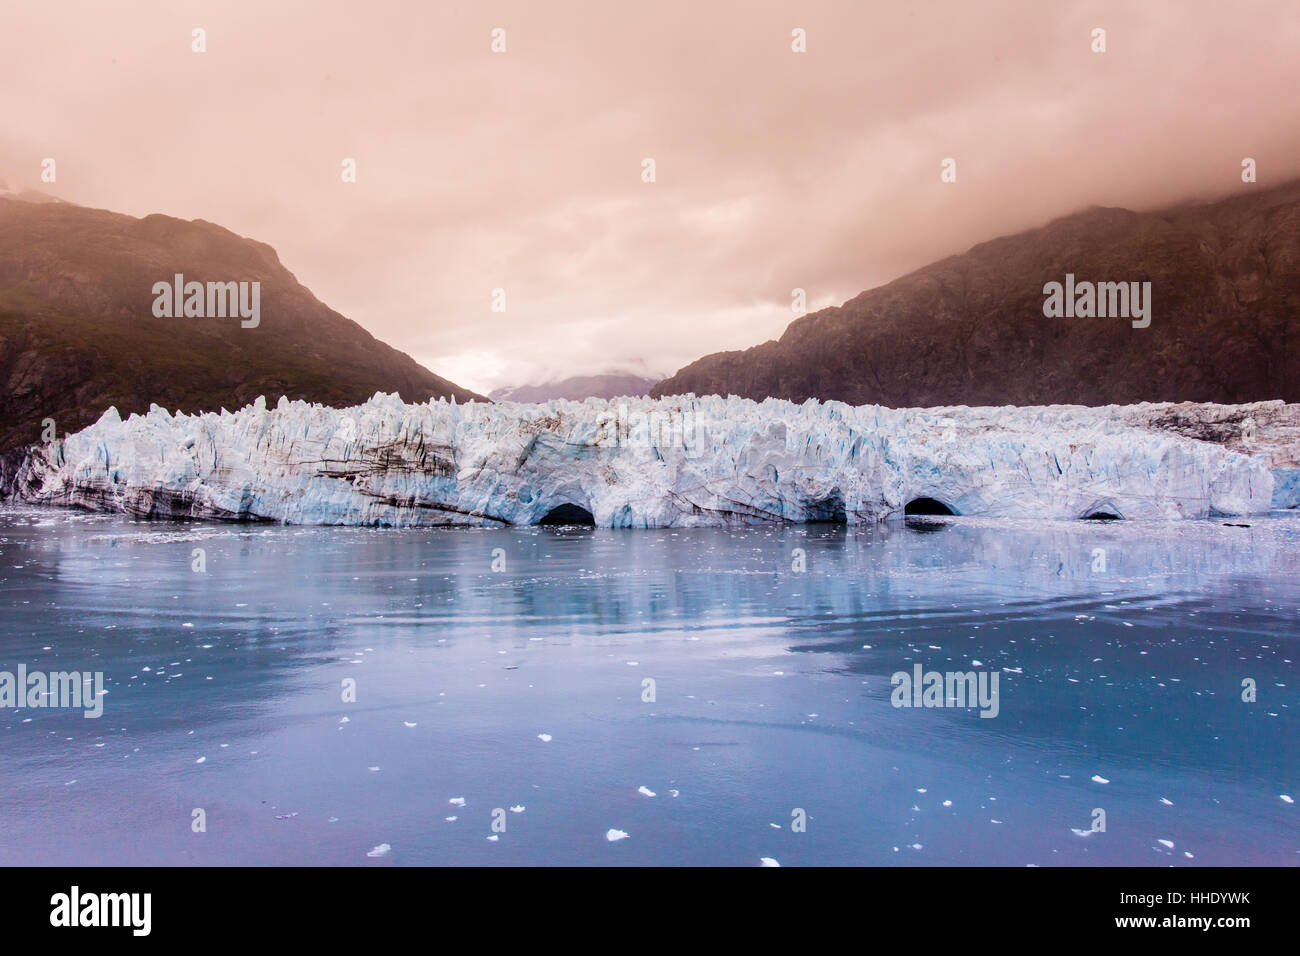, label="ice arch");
[904,497,957,516]
[1081,500,1123,520]
[537,502,596,526]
